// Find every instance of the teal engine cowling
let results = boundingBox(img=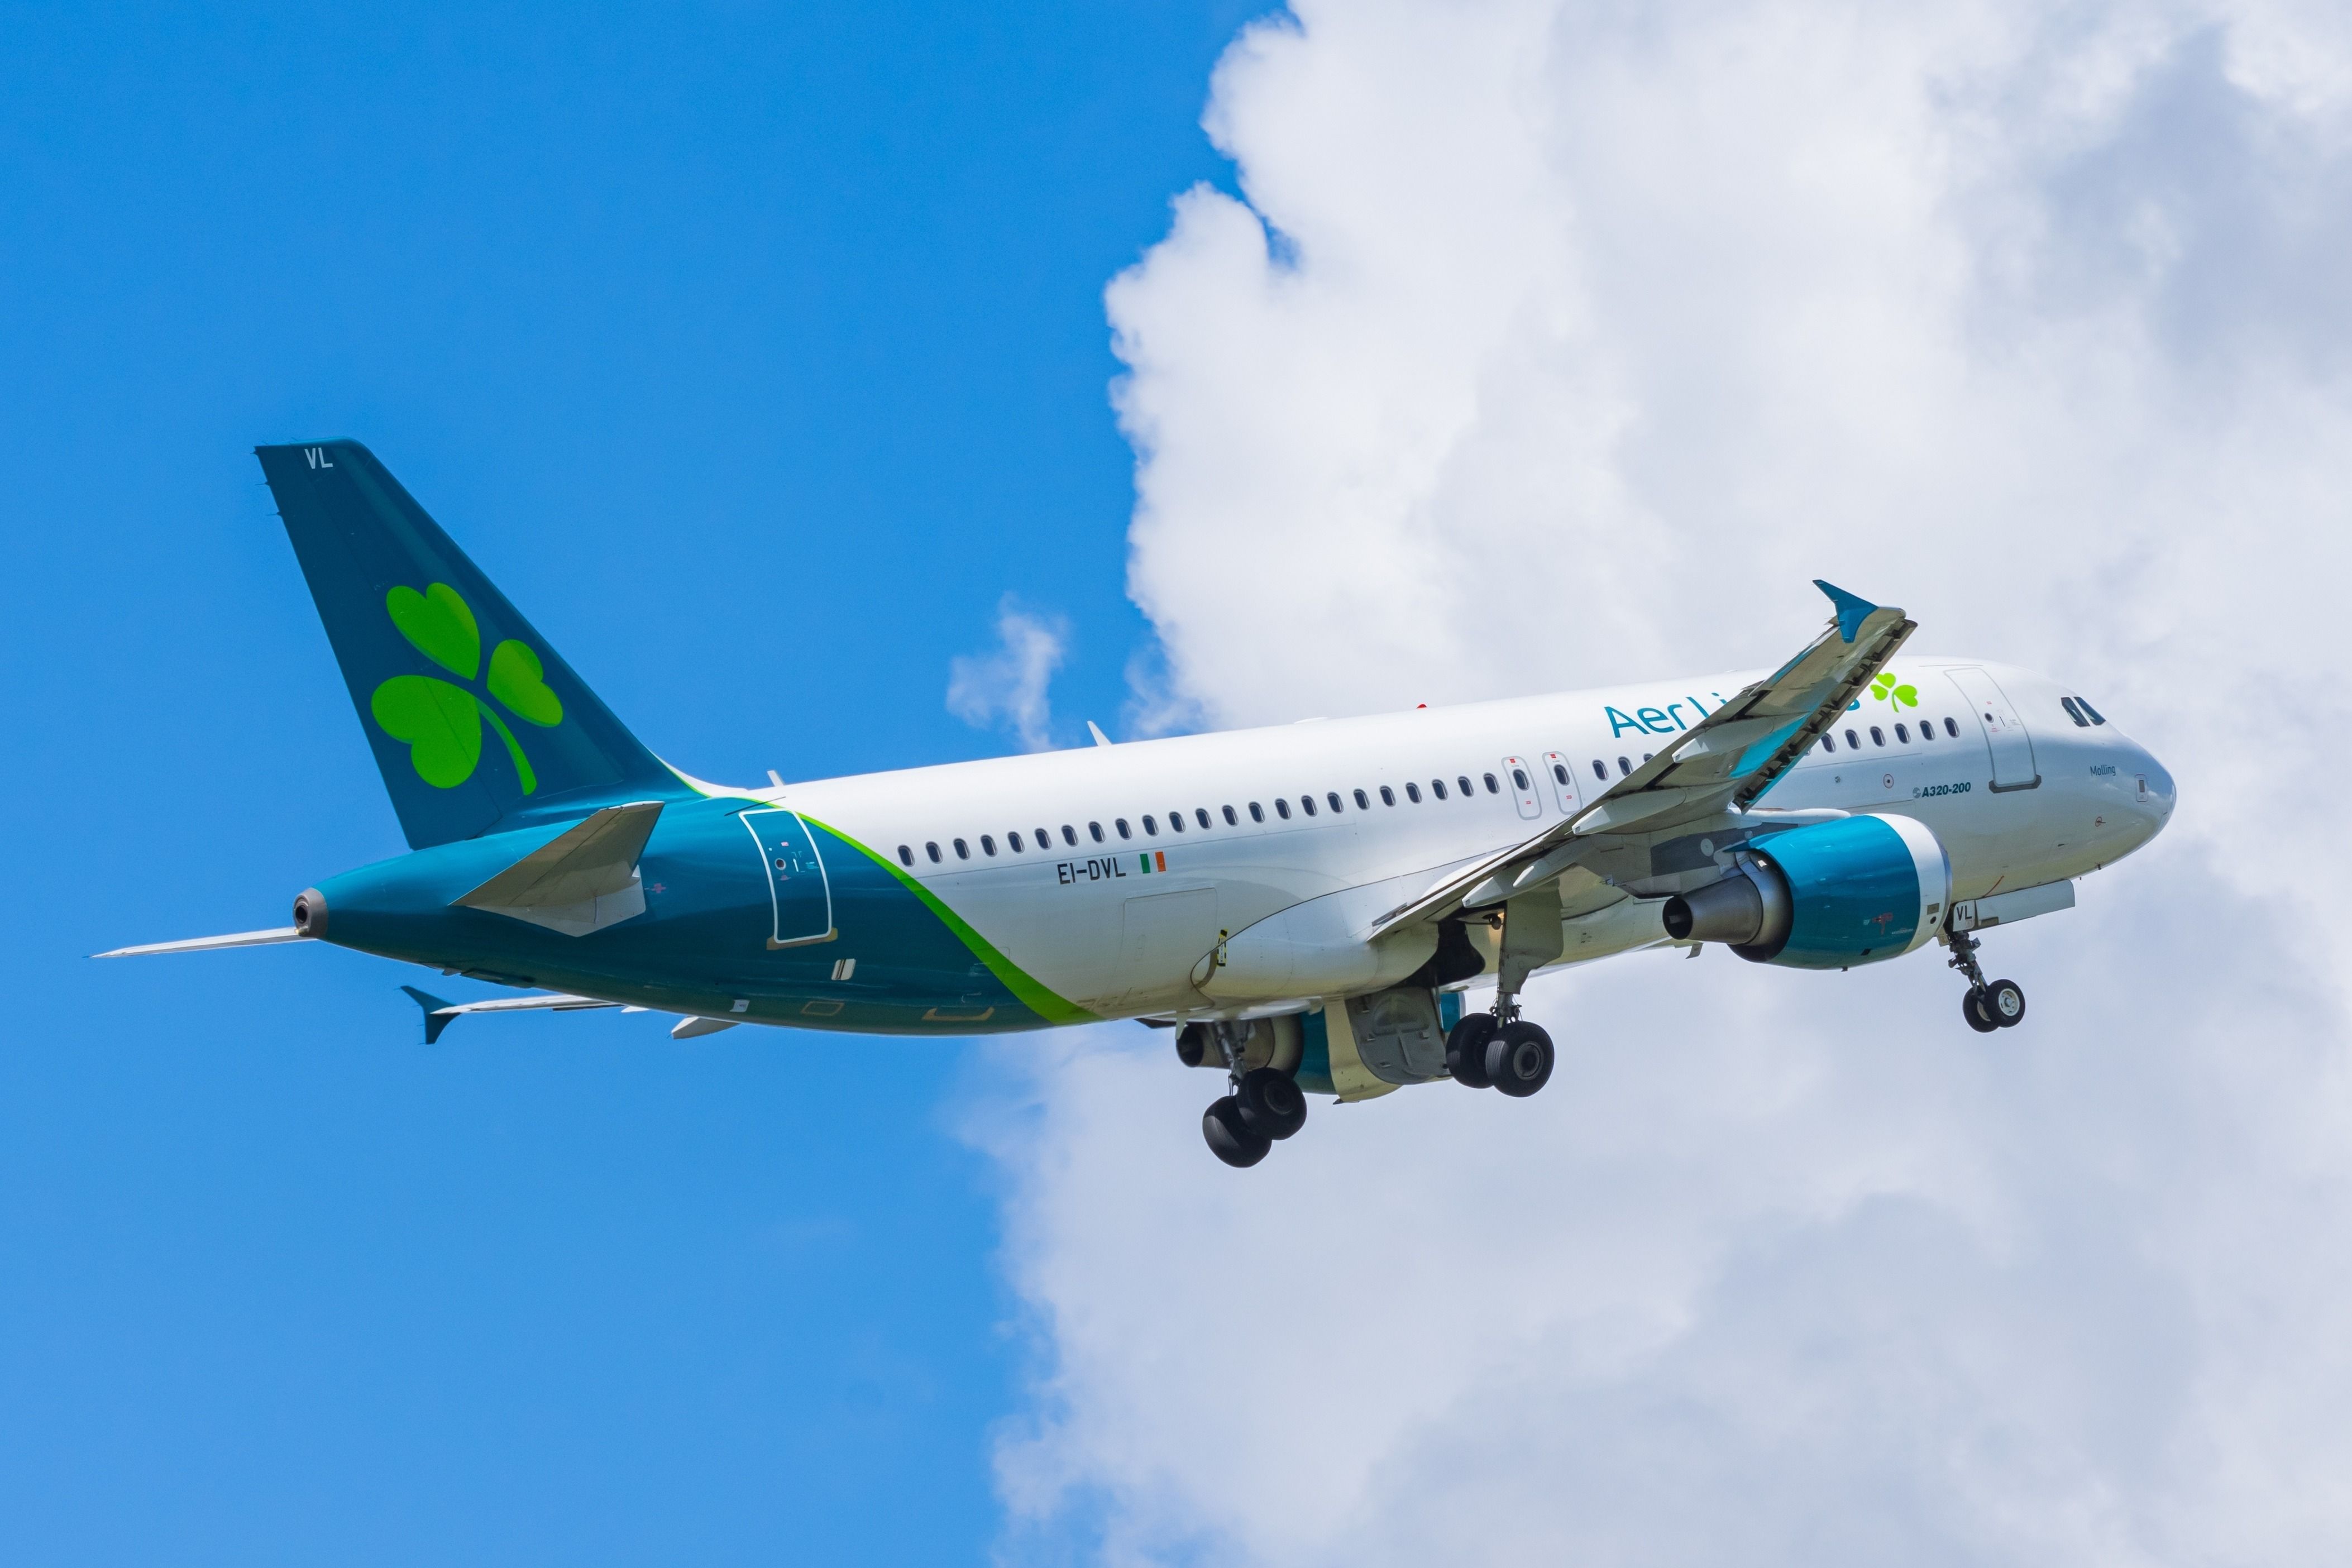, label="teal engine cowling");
[1662,814,1949,969]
